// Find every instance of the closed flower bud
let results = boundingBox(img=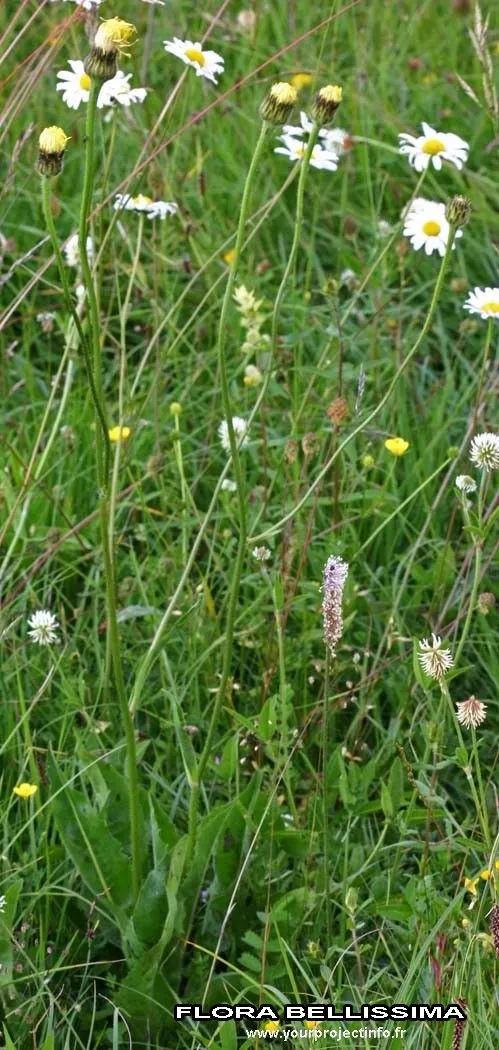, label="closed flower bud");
[477,591,495,614]
[284,438,298,463]
[170,402,183,416]
[85,17,136,80]
[259,82,297,124]
[312,83,343,124]
[445,195,472,228]
[37,126,70,176]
